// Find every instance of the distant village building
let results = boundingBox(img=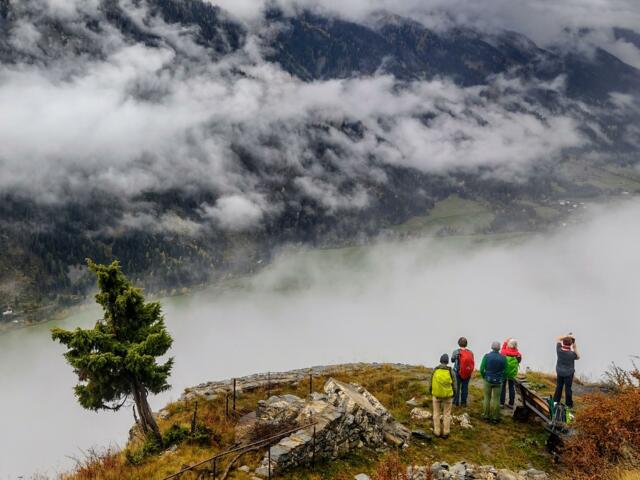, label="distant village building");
[2,308,14,318]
